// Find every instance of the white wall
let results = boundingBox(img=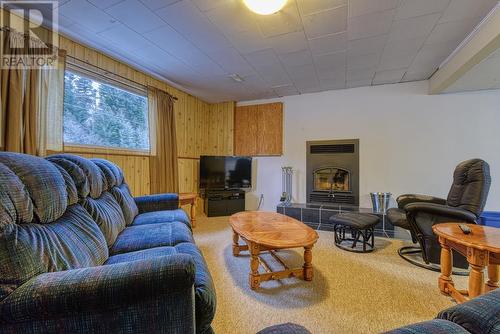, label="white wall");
[240,81,500,212]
